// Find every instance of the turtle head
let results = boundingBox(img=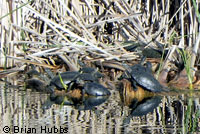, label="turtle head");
[26,70,40,79]
[76,78,85,86]
[145,61,152,70]
[122,62,132,73]
[121,62,133,80]
[139,56,147,65]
